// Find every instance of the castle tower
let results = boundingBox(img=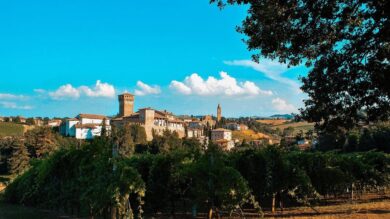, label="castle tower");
[118,93,134,117]
[217,104,222,122]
